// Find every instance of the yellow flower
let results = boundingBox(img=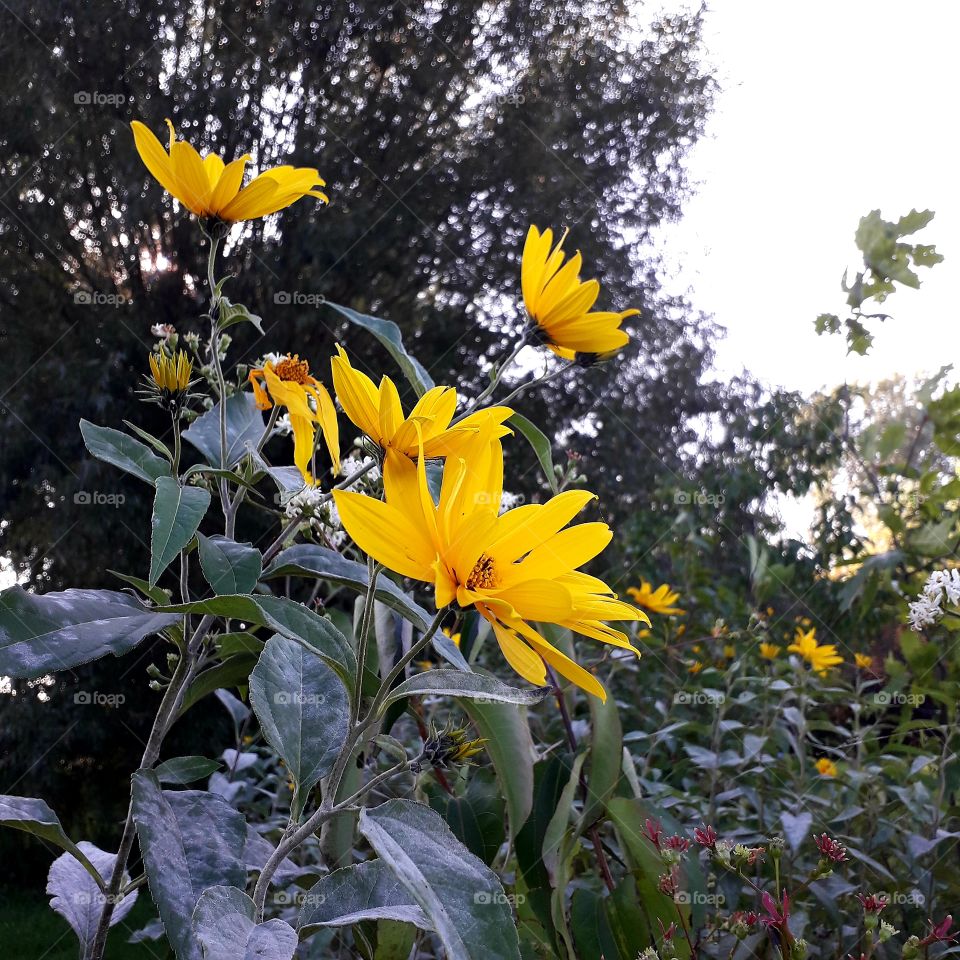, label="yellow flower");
[687,660,703,674]
[143,350,195,411]
[626,580,685,616]
[723,644,736,660]
[815,757,838,777]
[854,653,873,670]
[442,628,462,648]
[759,642,782,660]
[332,427,647,699]
[521,225,638,361]
[330,345,513,465]
[249,354,339,485]
[788,627,843,676]
[149,350,193,393]
[130,119,328,222]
